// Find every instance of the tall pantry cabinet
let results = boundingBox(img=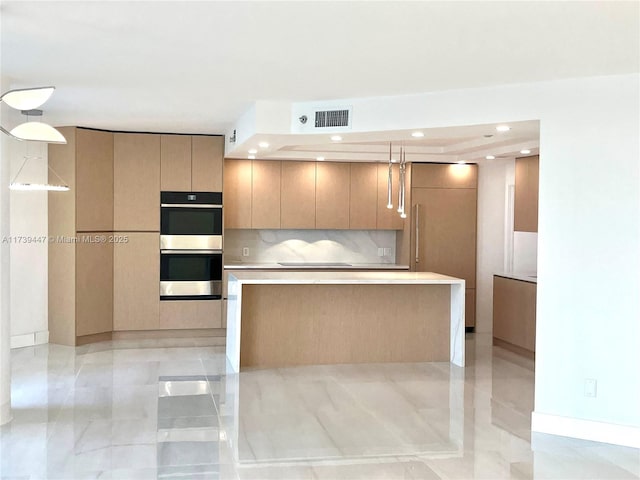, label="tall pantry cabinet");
[49,128,224,345]
[409,164,478,327]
